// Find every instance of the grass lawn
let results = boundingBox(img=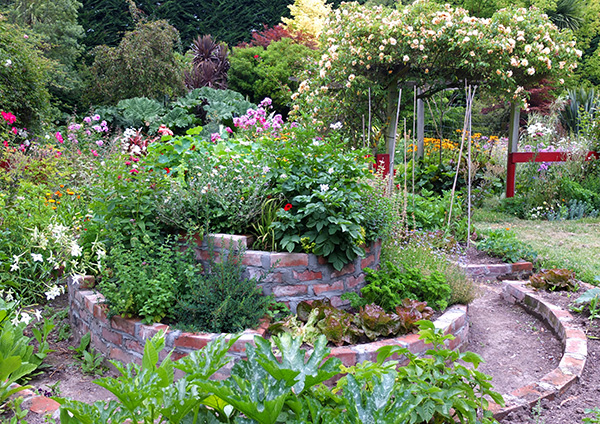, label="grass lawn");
[472,209,600,284]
